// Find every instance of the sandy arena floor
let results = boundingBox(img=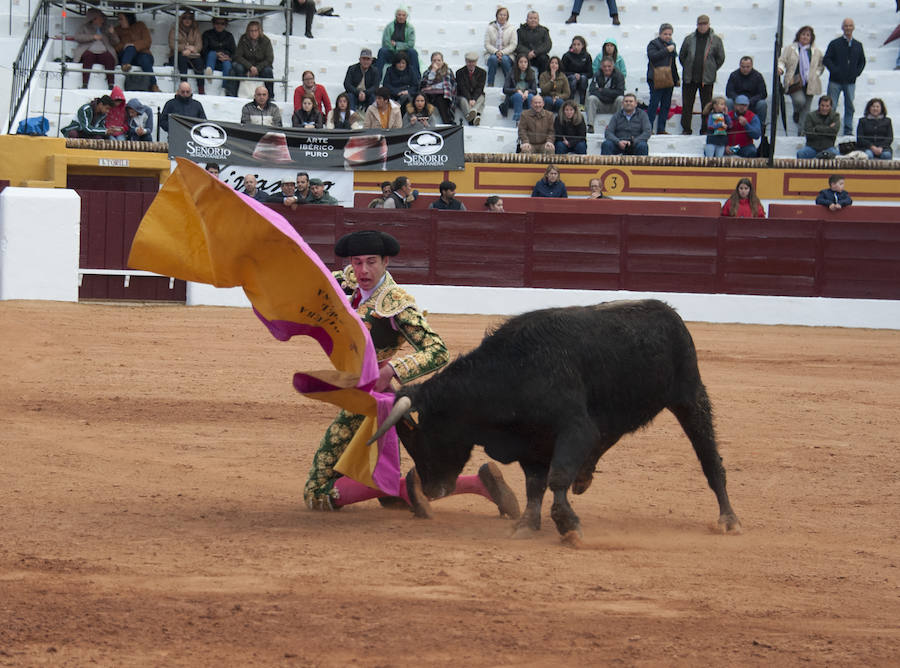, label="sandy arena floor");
[1,301,899,666]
